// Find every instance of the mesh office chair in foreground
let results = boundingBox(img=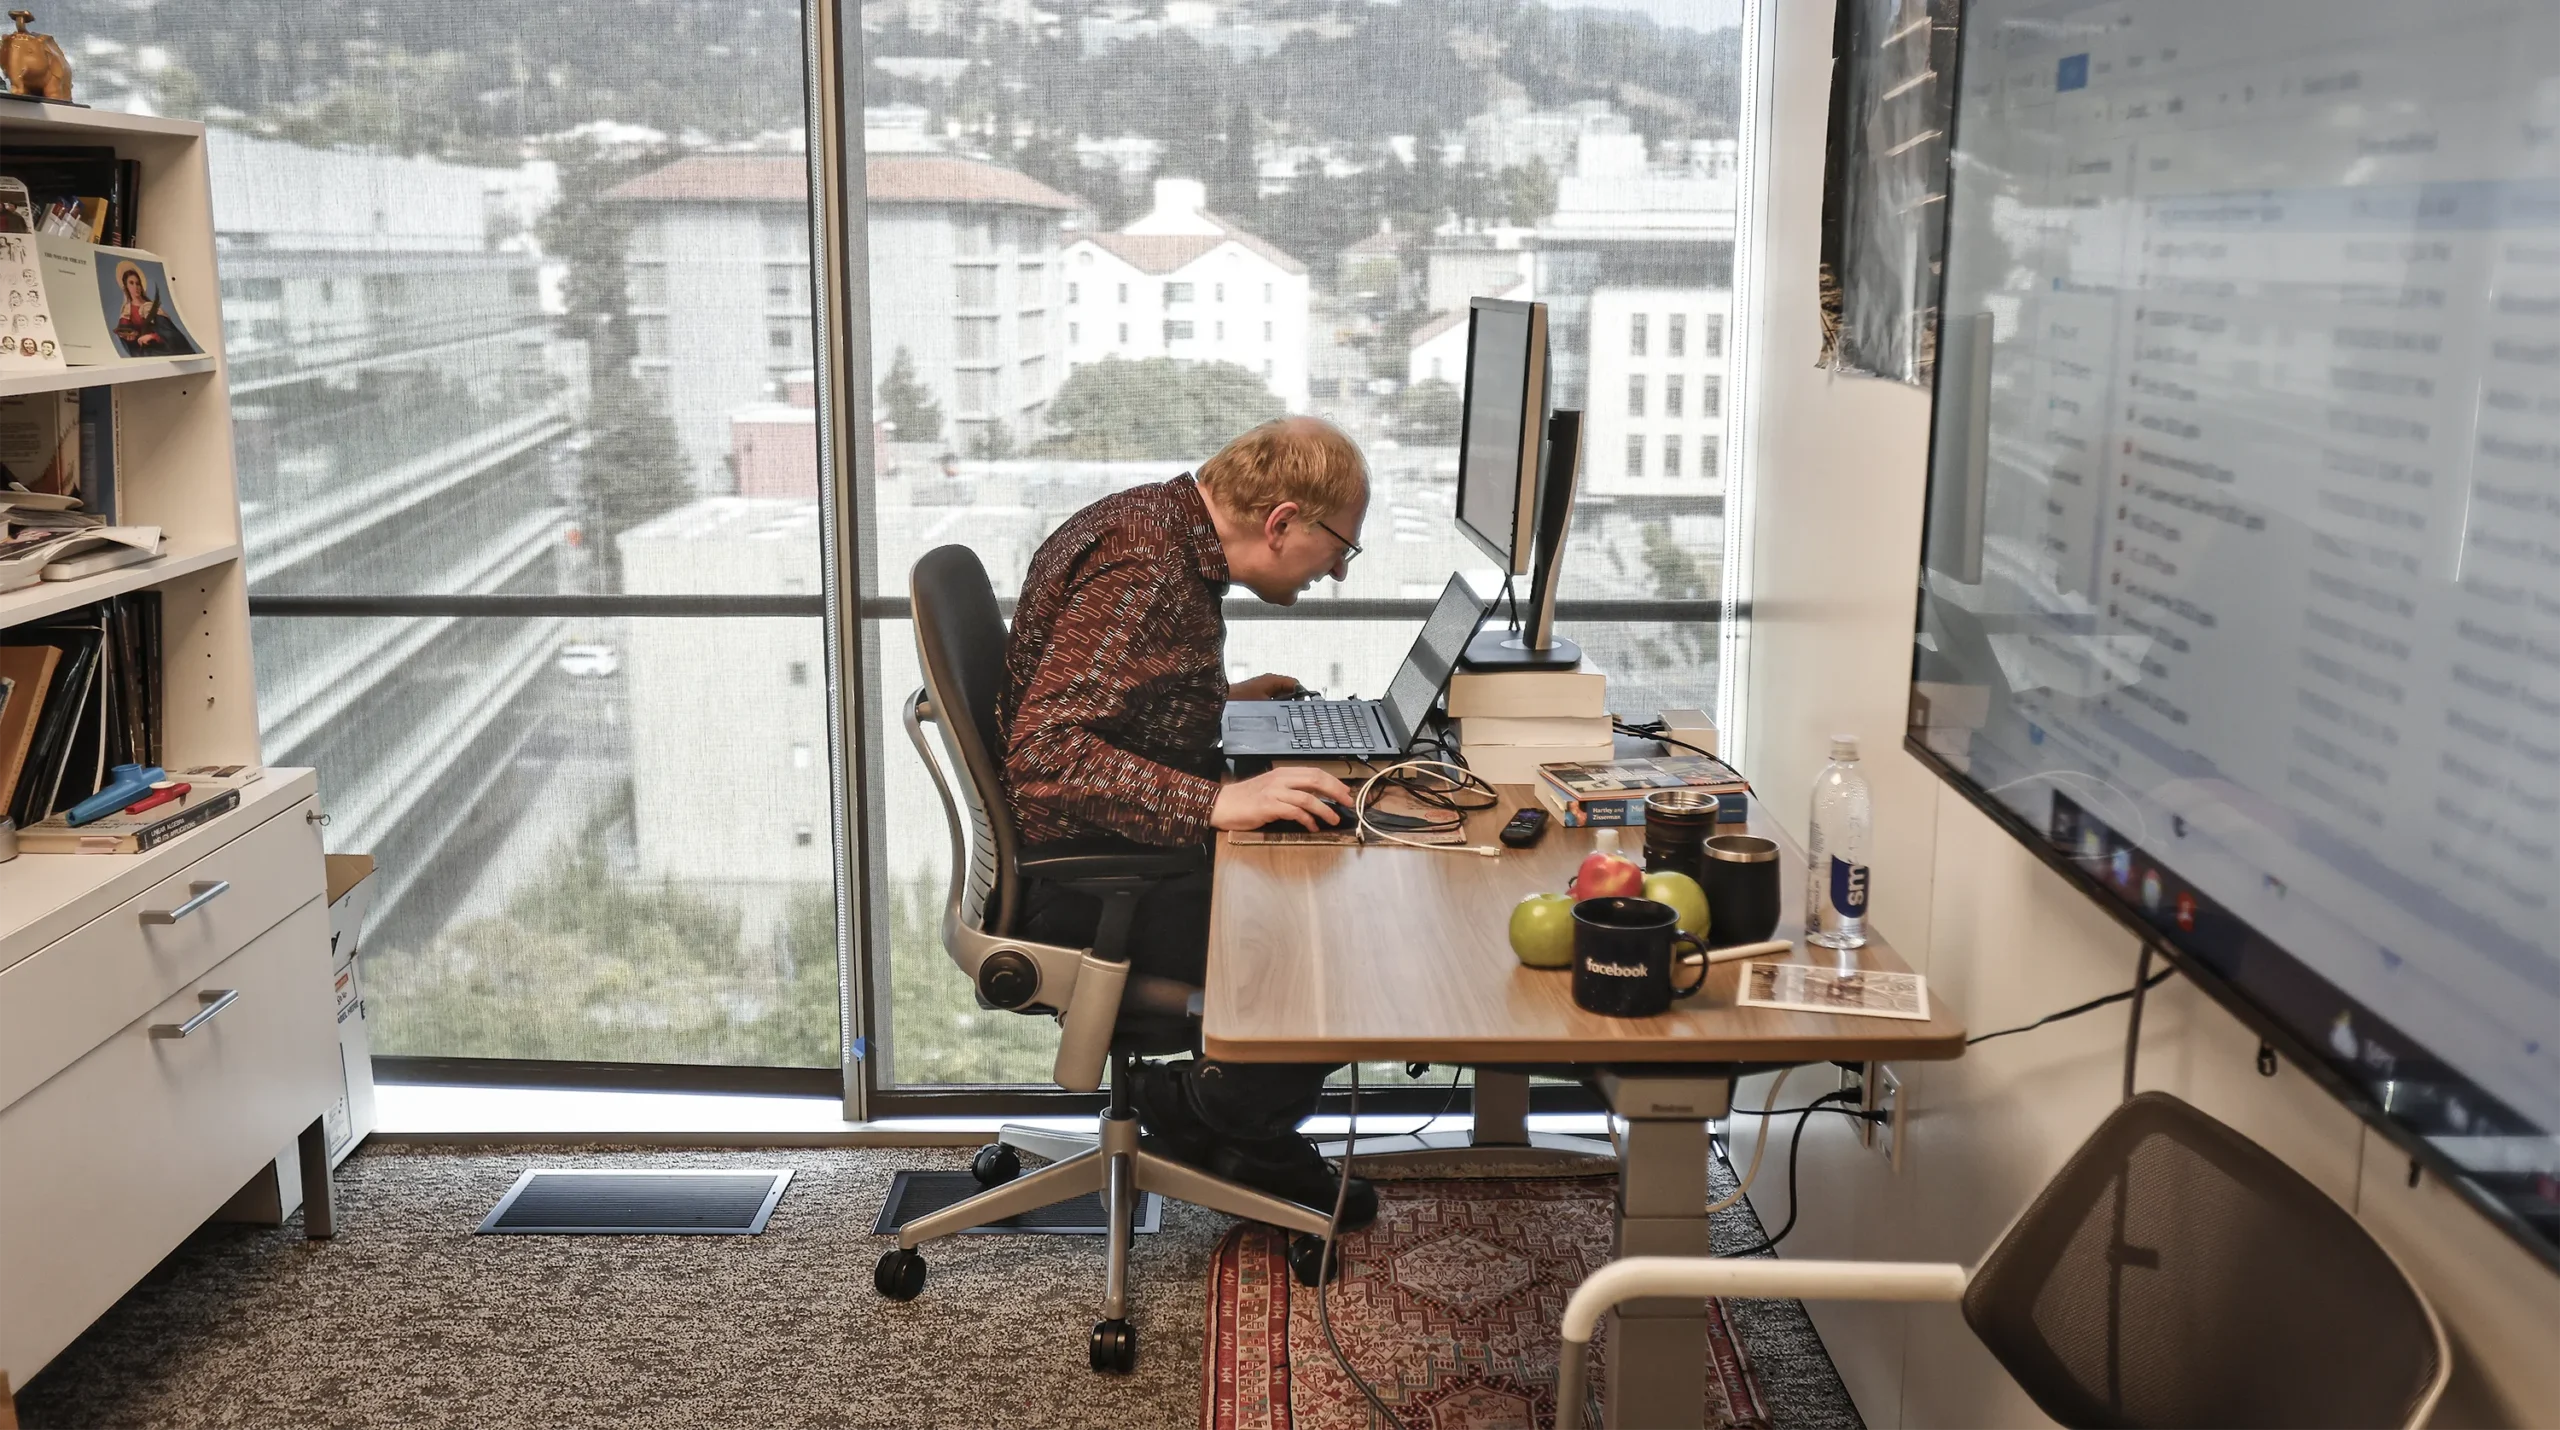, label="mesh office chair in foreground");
[1558,1092,2450,1429]
[876,545,1333,1374]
